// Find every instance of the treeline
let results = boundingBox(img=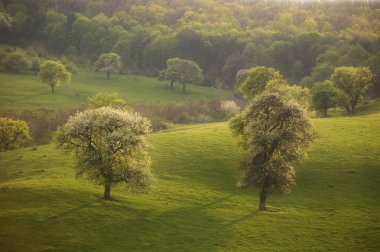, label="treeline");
[1,0,380,91]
